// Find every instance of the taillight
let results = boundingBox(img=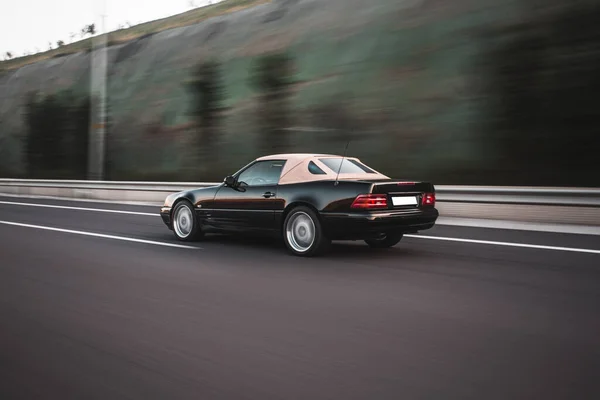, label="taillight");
[422,193,436,206]
[351,194,388,209]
